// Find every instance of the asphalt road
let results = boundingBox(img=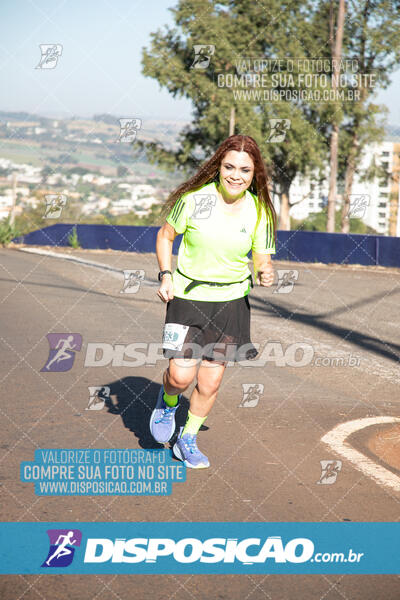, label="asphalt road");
[1,245,399,599]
